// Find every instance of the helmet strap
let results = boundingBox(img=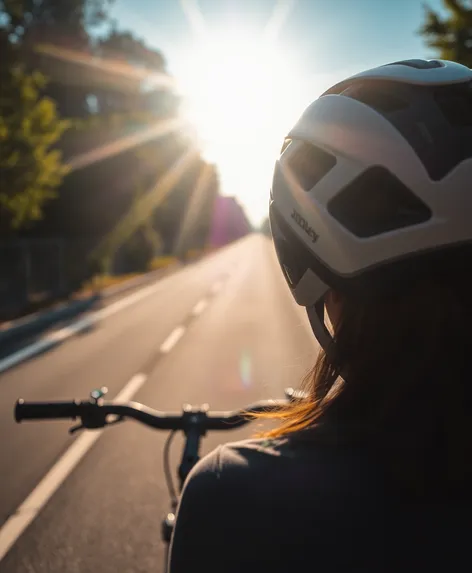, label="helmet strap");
[307,301,337,363]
